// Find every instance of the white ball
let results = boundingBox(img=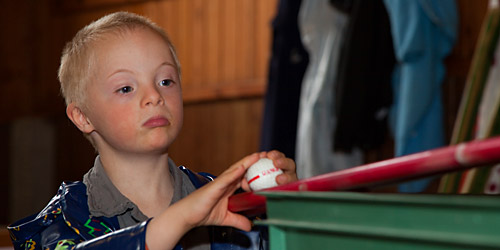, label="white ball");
[245,158,283,191]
